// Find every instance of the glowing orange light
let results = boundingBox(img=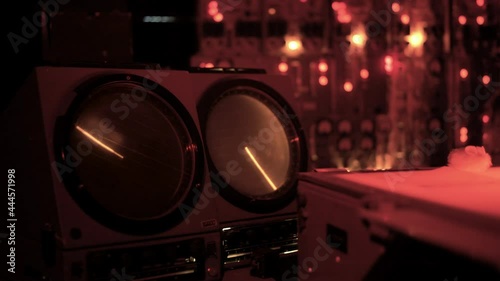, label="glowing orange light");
[482,75,491,85]
[458,15,467,25]
[384,56,393,73]
[287,40,300,51]
[318,61,328,72]
[268,8,276,15]
[338,13,352,23]
[391,2,401,13]
[385,56,393,65]
[344,81,353,92]
[319,76,329,86]
[199,62,206,67]
[331,2,346,11]
[360,69,369,79]
[352,34,363,45]
[244,146,277,190]
[76,126,124,159]
[213,13,224,22]
[208,1,218,9]
[476,16,485,25]
[401,14,410,25]
[460,68,468,79]
[476,0,485,7]
[403,24,427,56]
[208,7,218,16]
[459,127,468,142]
[482,115,490,123]
[205,62,214,68]
[278,62,288,73]
[408,31,425,47]
[348,25,367,47]
[283,35,304,56]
